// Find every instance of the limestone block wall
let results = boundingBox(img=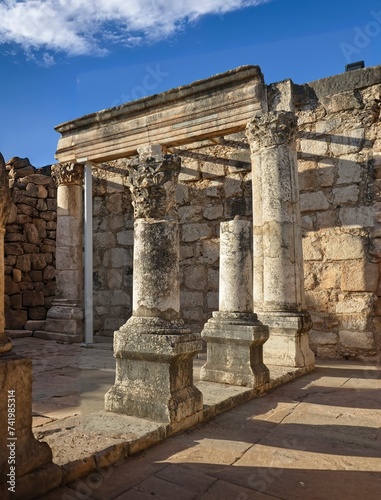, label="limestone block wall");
[4,158,57,330]
[296,79,381,358]
[176,136,252,331]
[92,163,134,335]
